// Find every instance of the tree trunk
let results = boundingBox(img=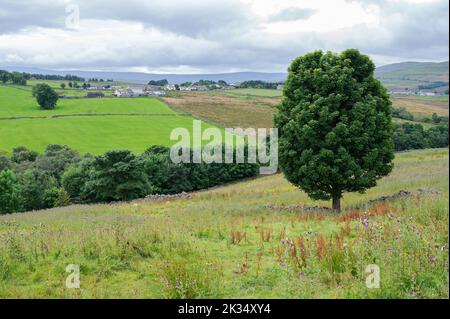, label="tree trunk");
[332,196,341,212]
